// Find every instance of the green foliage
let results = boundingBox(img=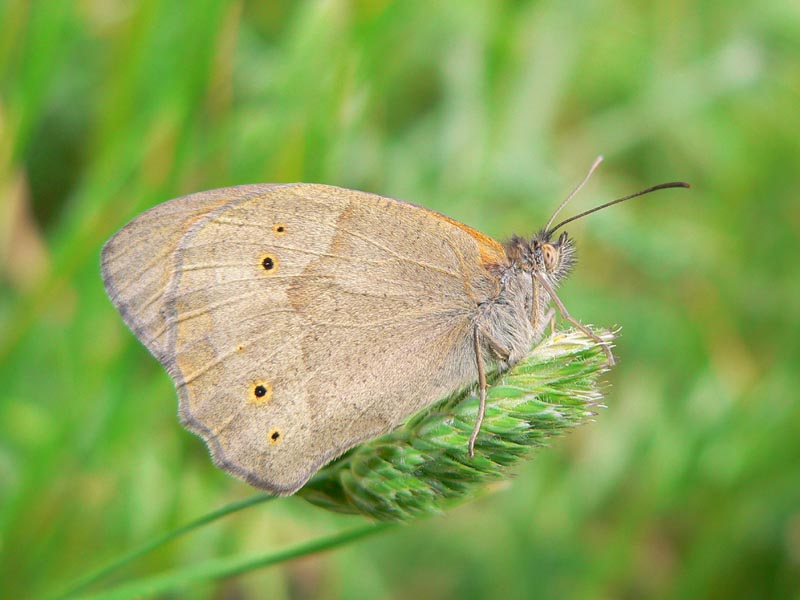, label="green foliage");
[1,1,799,599]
